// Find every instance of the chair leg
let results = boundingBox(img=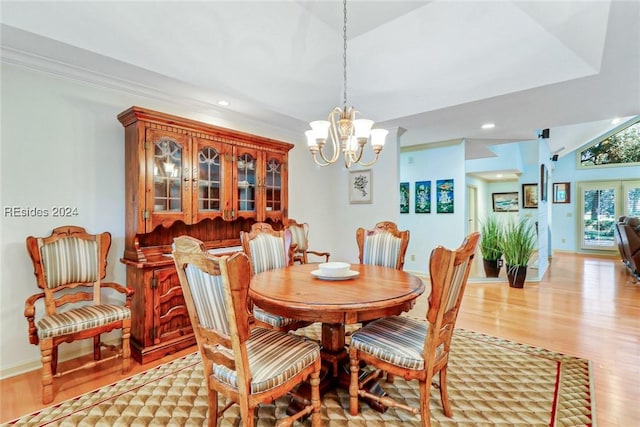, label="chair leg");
[207,389,218,427]
[51,345,59,375]
[122,326,131,374]
[349,348,360,416]
[439,366,453,417]
[419,380,432,427]
[93,335,101,360]
[310,365,321,426]
[40,339,54,404]
[386,372,395,383]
